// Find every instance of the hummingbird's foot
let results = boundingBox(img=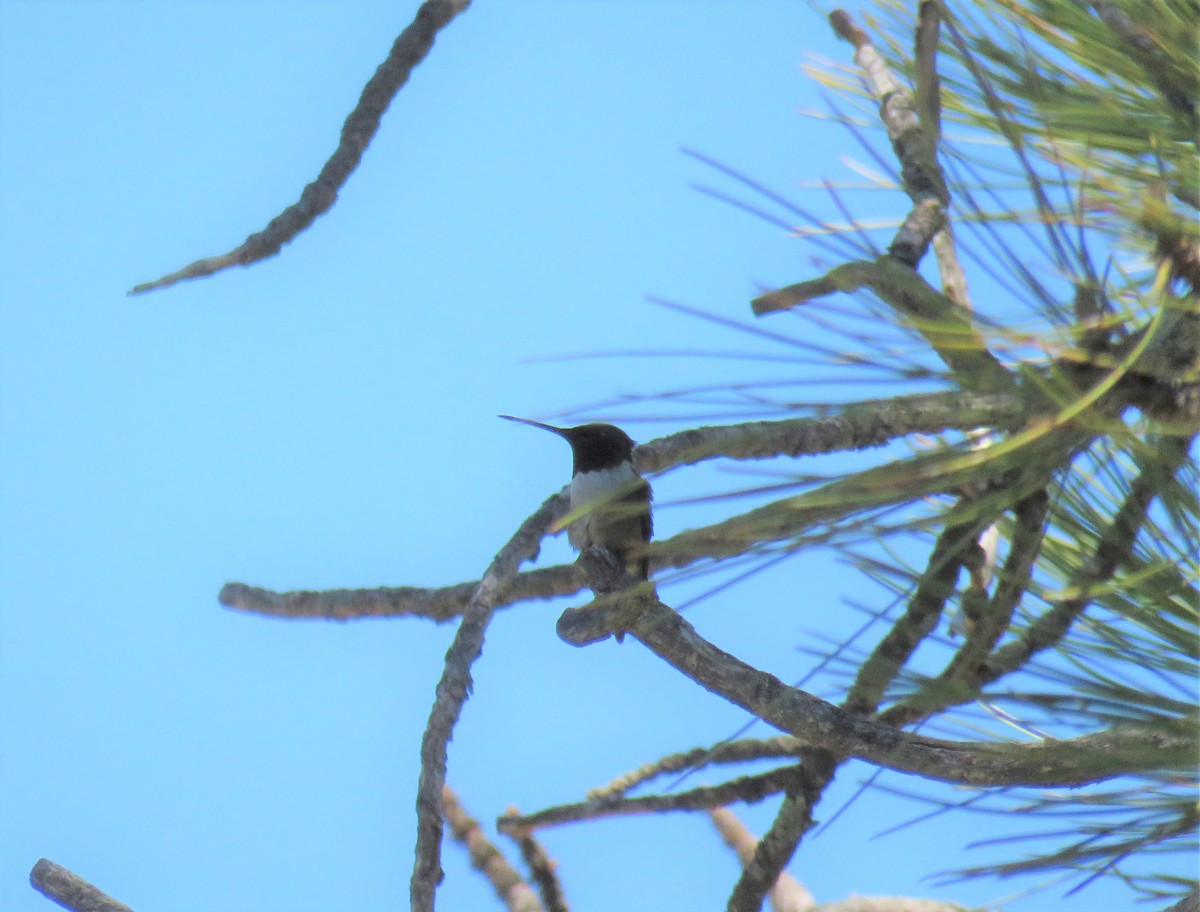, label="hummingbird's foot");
[556,548,656,645]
